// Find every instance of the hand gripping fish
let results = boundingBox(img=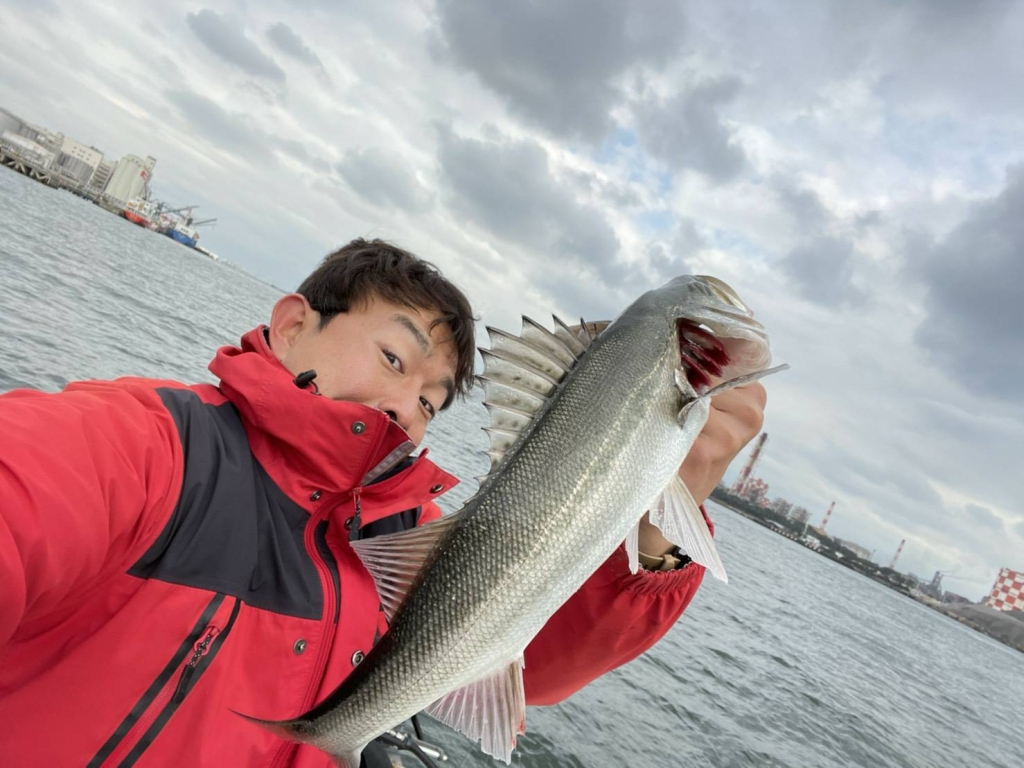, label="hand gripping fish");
[243,275,788,766]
